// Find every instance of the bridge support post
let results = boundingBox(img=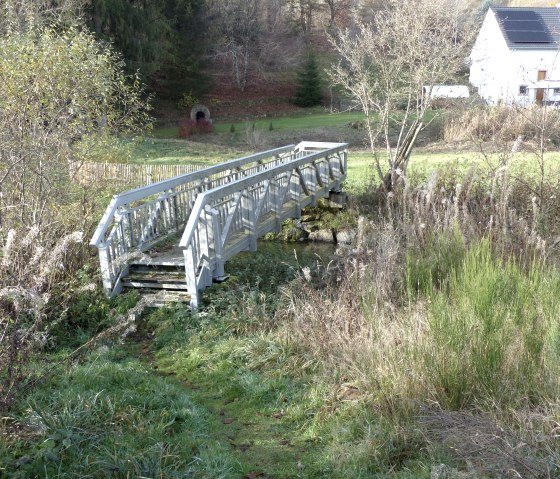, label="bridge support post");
[210,208,225,279]
[241,194,257,251]
[98,244,114,294]
[271,181,282,233]
[197,210,213,288]
[184,245,199,308]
